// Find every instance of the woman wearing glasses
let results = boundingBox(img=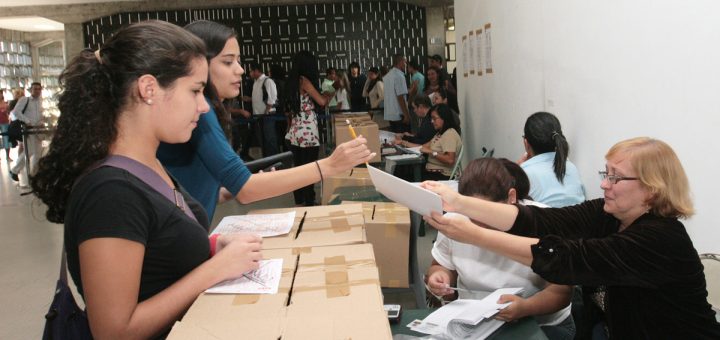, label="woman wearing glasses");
[422,137,720,339]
